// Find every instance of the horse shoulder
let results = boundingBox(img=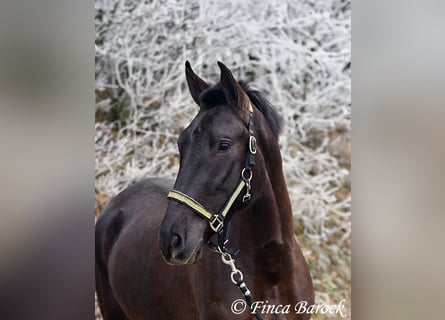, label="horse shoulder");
[96,178,174,262]
[96,178,187,319]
